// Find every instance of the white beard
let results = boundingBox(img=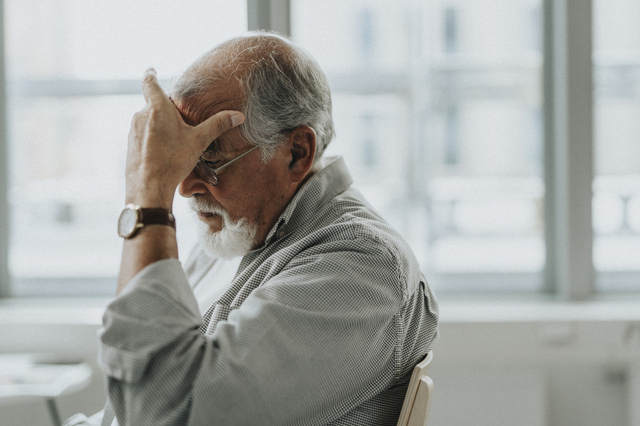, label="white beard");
[189,197,258,259]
